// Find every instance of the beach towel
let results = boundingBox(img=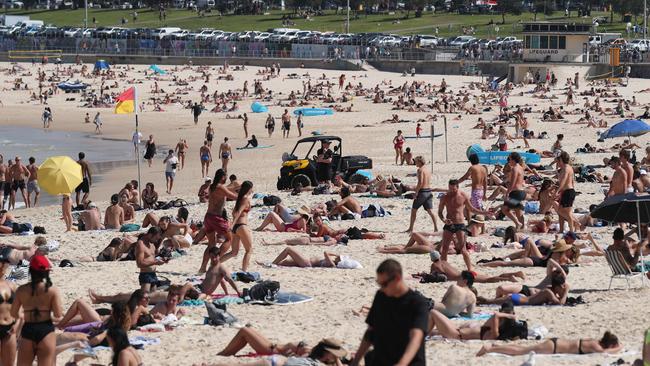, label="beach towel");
[236,145,274,150]
[130,336,161,347]
[451,312,493,321]
[231,271,261,283]
[249,292,313,306]
[120,223,141,232]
